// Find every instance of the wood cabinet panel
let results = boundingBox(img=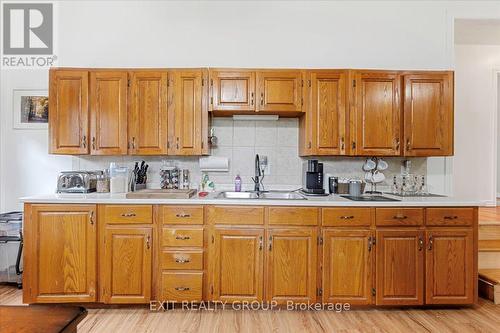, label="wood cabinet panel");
[322,229,373,304]
[101,205,153,224]
[210,69,255,111]
[161,250,203,270]
[160,205,204,225]
[352,71,401,156]
[310,71,347,155]
[49,70,89,154]
[375,208,424,226]
[162,227,203,247]
[266,228,317,303]
[256,71,303,112]
[376,229,424,305]
[101,226,152,303]
[89,71,128,155]
[426,208,474,227]
[267,207,319,226]
[168,69,204,155]
[161,272,203,301]
[403,72,454,156]
[27,205,96,303]
[129,71,168,155]
[425,228,474,304]
[211,228,264,302]
[206,206,265,225]
[322,208,372,227]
